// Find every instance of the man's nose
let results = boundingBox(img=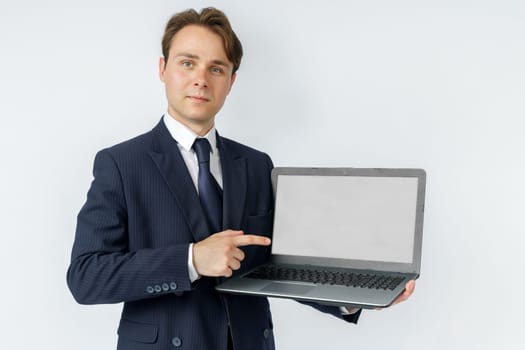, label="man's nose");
[193,68,208,88]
